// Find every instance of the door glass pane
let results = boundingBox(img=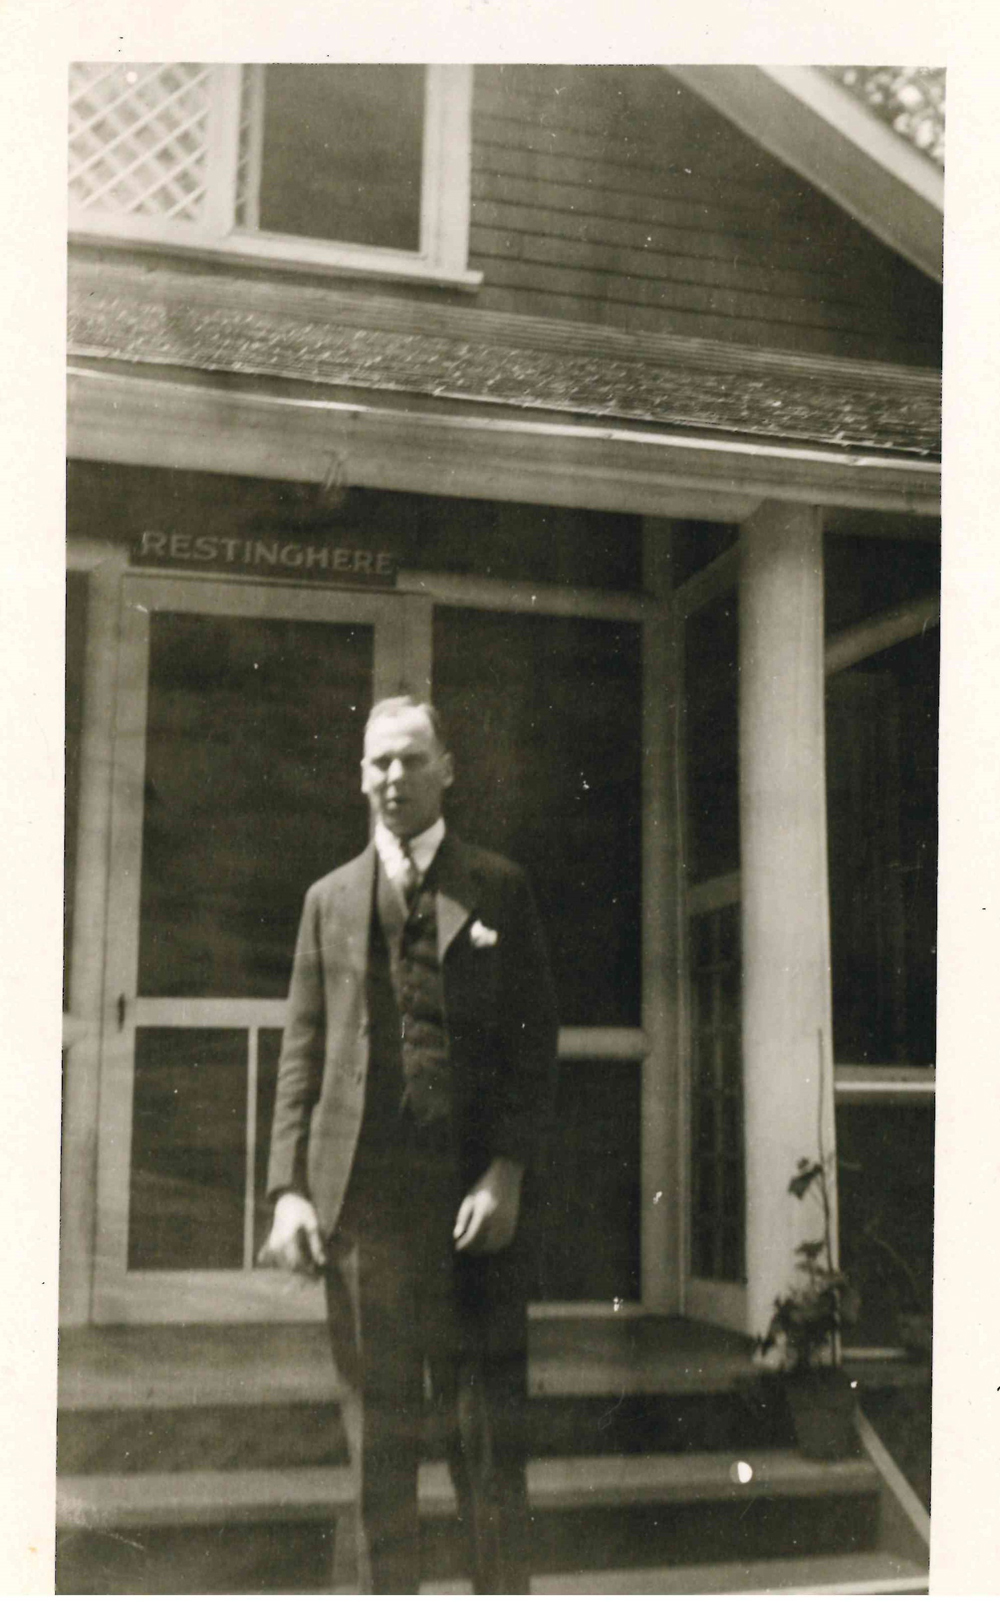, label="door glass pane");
[255,66,424,250]
[688,904,745,1283]
[433,607,643,1026]
[826,629,939,1064]
[535,1062,641,1302]
[684,590,739,883]
[138,613,372,998]
[129,1028,247,1270]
